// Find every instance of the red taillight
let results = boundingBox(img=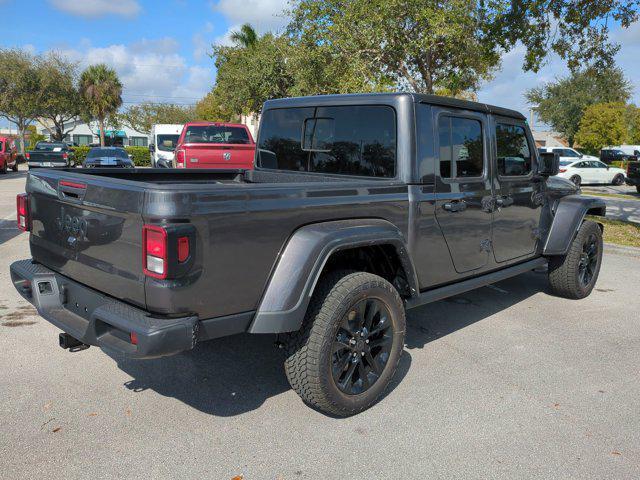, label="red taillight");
[178,236,189,262]
[62,153,68,160]
[16,193,29,232]
[25,152,30,160]
[143,225,168,279]
[559,168,567,173]
[176,149,186,168]
[130,332,138,345]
